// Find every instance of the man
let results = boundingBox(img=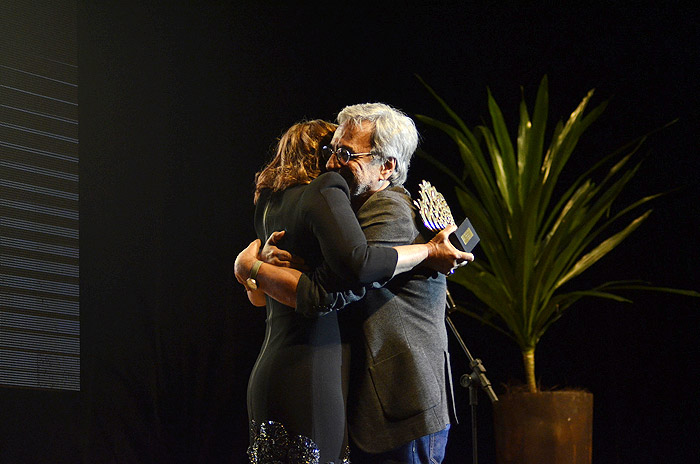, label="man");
[238,103,464,463]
